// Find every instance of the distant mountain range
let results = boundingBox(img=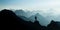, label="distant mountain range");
[14,9,60,26]
[14,10,51,26]
[15,10,27,17]
[15,10,34,21]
